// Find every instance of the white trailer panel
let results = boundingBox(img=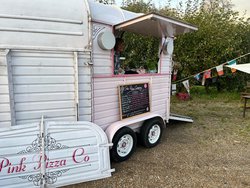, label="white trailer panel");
[0,0,90,51]
[92,23,114,76]
[0,50,11,127]
[10,51,77,125]
[0,50,93,126]
[0,123,41,188]
[0,121,113,187]
[78,52,92,122]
